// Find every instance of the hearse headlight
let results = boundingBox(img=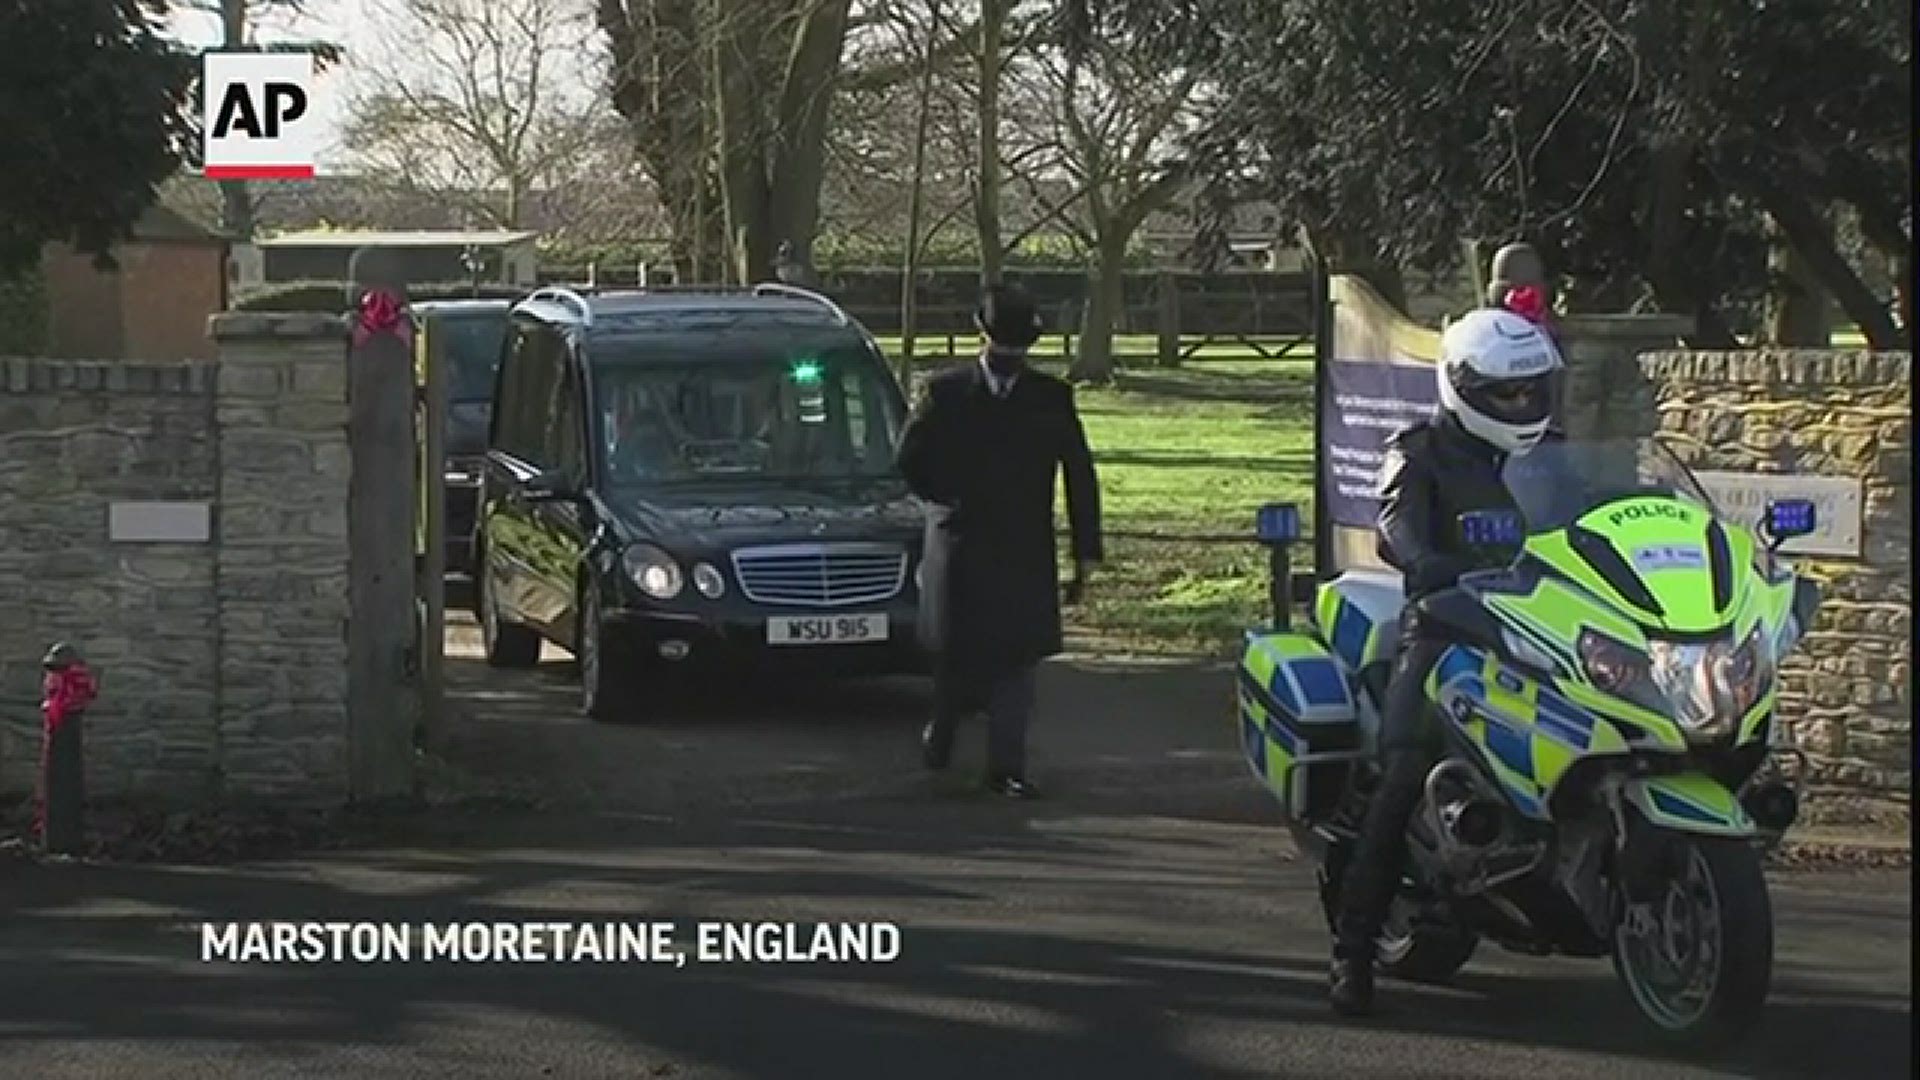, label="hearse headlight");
[622,543,684,600]
[691,561,726,599]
